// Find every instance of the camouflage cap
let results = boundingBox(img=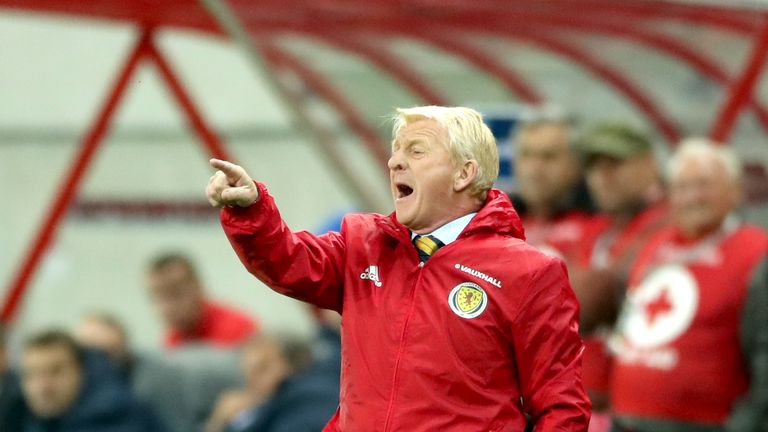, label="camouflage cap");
[579,123,652,162]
